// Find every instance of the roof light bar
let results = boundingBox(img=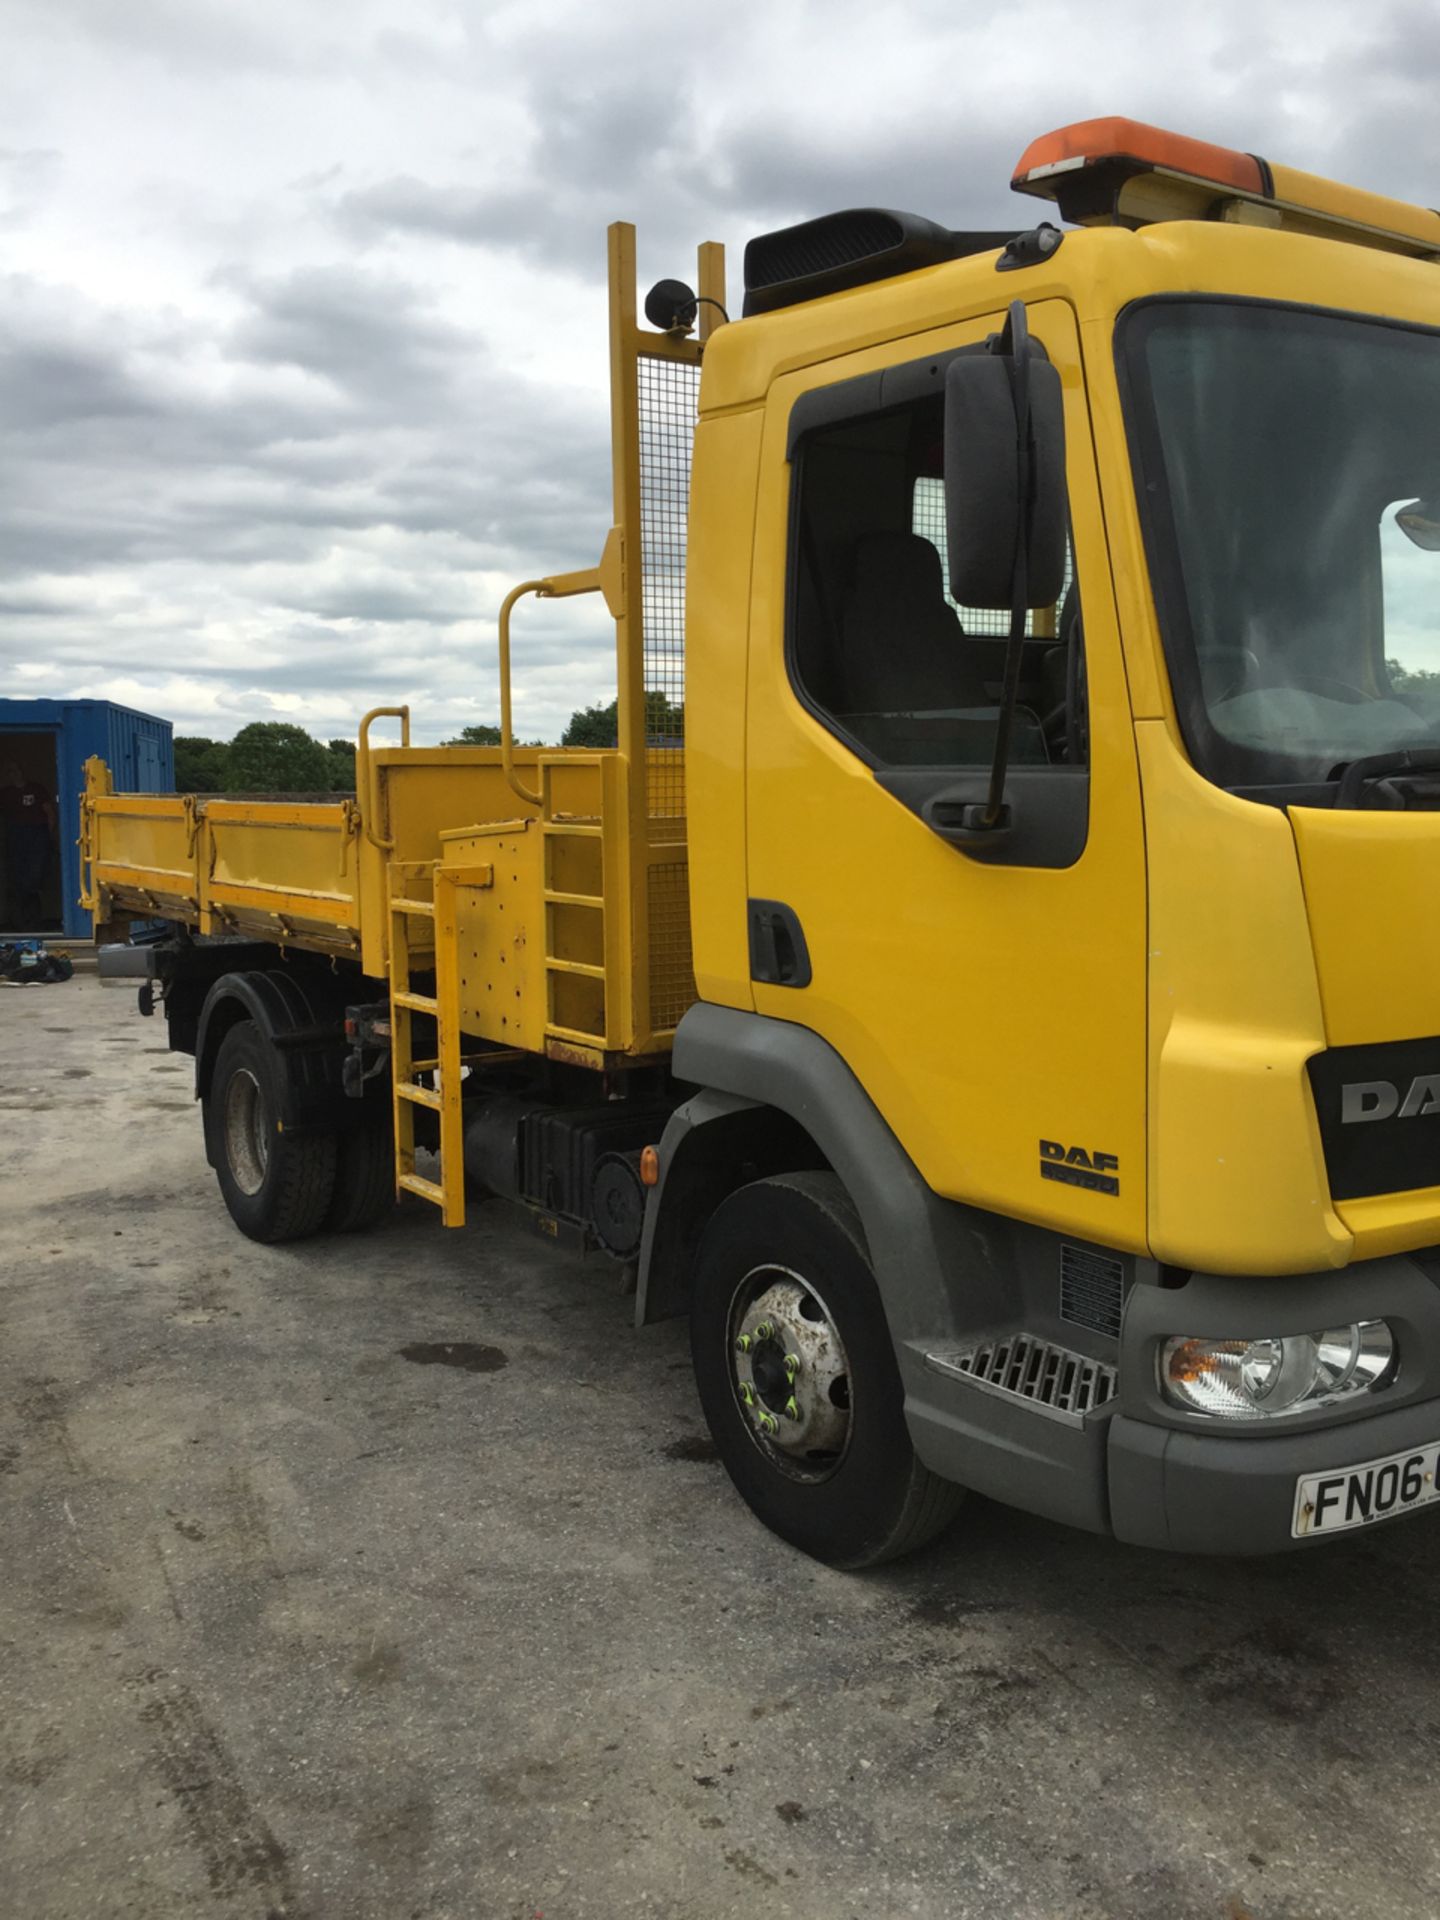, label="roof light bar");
[1015,117,1267,203]
[1013,115,1440,259]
